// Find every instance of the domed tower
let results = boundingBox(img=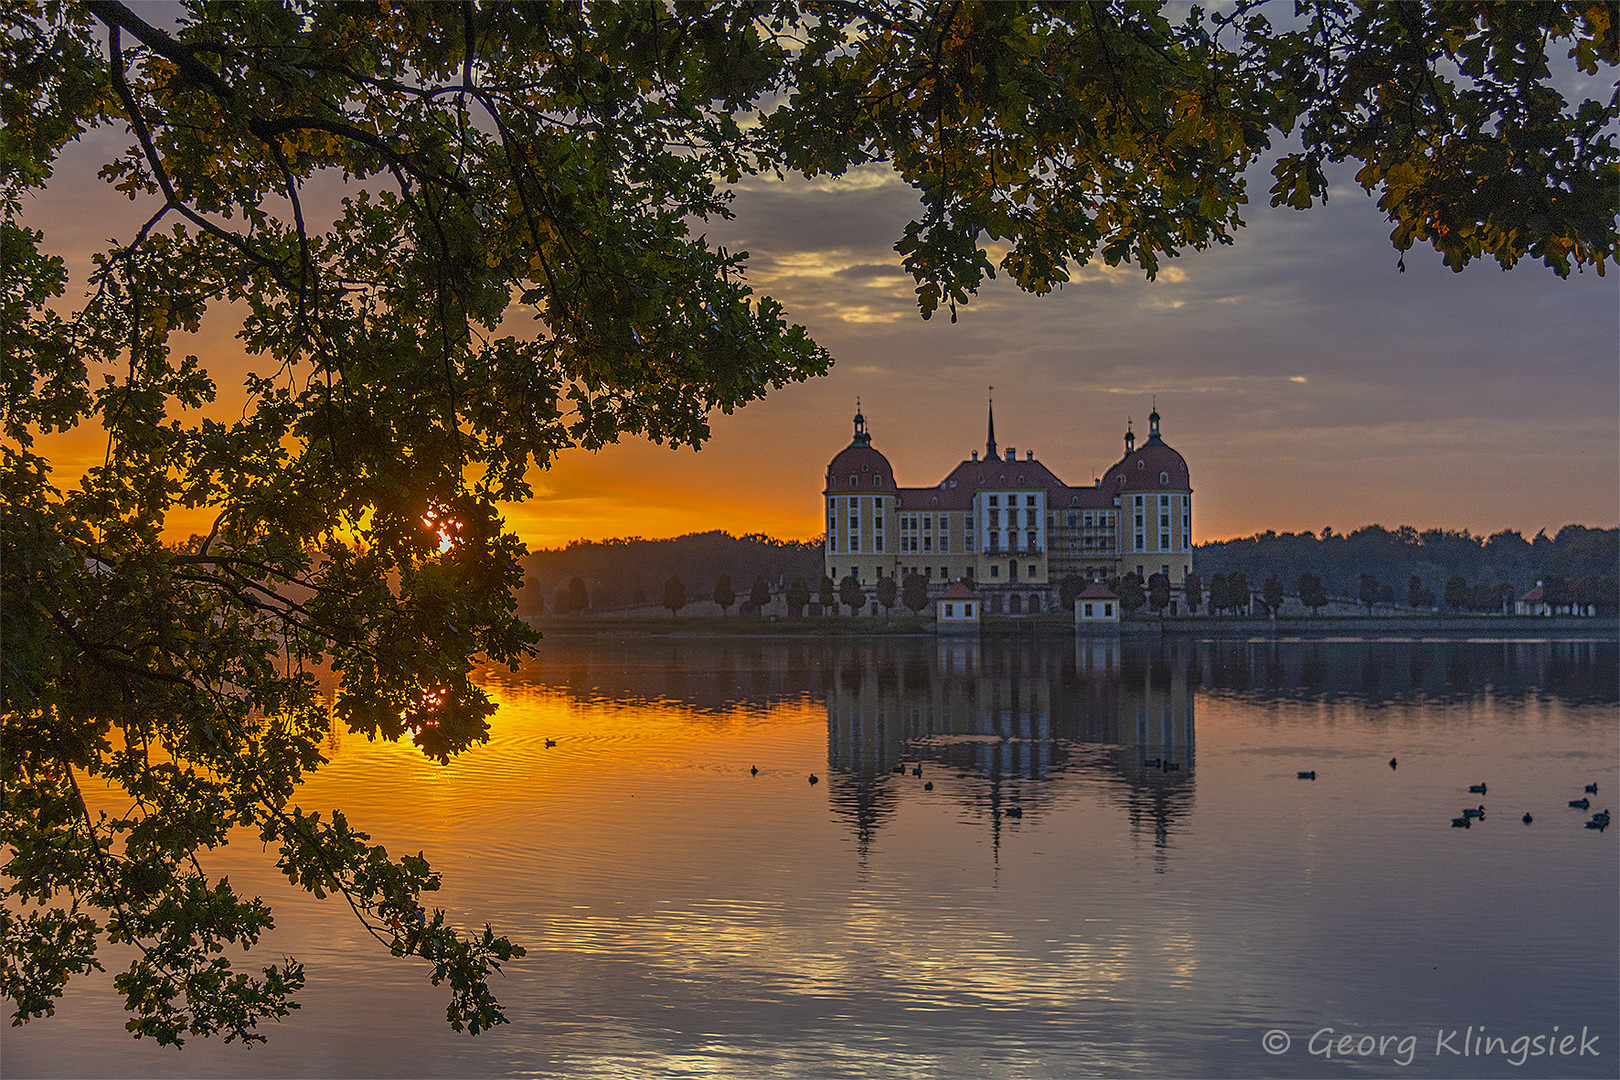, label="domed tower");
[823,403,896,597]
[1102,406,1193,587]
